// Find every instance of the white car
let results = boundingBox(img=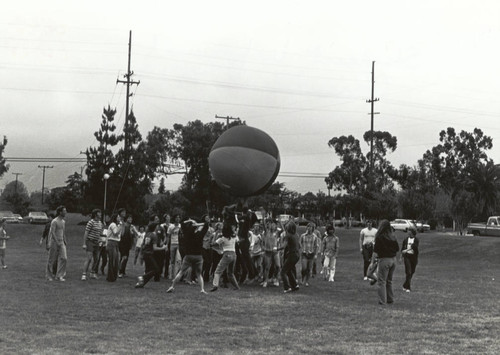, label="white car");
[414,221,430,232]
[390,219,417,232]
